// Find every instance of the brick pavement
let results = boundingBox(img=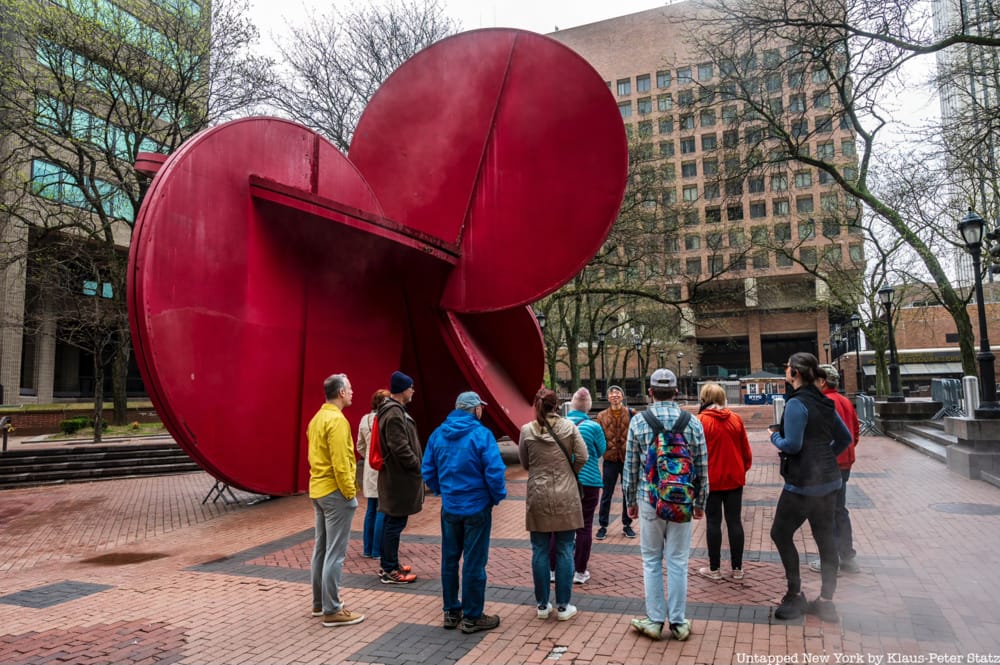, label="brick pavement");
[1,428,1000,664]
